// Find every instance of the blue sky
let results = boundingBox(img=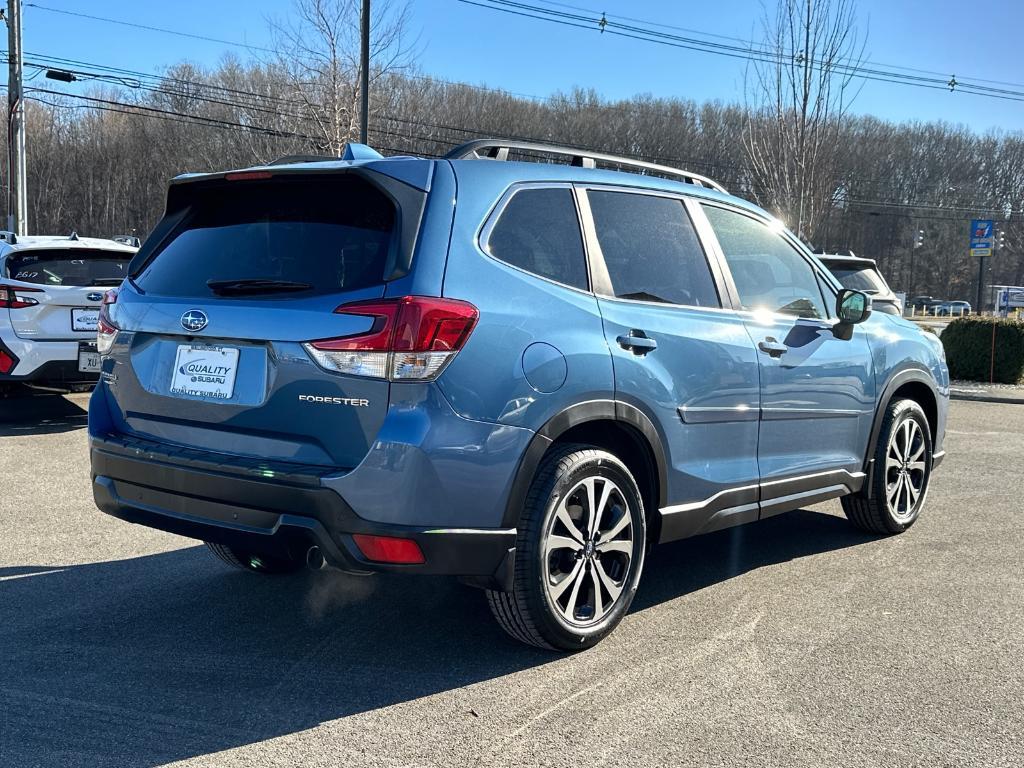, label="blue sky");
[15,0,1024,133]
